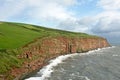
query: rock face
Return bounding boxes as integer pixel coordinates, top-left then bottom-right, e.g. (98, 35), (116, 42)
(23, 37), (109, 56)
(7, 36), (110, 80)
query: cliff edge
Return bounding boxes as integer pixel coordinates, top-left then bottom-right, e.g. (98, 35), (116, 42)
(0, 22), (110, 80)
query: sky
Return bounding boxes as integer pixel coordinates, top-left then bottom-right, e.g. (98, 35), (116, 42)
(0, 0), (120, 44)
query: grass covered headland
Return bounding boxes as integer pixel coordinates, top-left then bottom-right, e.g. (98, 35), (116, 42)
(0, 21), (98, 79)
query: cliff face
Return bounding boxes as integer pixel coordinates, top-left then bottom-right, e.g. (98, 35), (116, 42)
(8, 37), (110, 80)
(23, 37), (109, 56)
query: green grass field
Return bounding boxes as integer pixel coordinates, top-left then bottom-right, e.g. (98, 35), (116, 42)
(0, 22), (95, 49)
(0, 22), (97, 76)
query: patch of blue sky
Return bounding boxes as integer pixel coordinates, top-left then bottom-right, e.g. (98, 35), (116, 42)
(68, 0), (103, 18)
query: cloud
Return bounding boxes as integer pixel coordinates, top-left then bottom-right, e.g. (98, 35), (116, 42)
(57, 0), (120, 36)
(57, 17), (93, 33)
(50, 0), (78, 6)
(88, 11), (120, 43)
(97, 0), (120, 10)
(0, 0), (26, 20)
(0, 0), (87, 29)
(0, 0), (120, 43)
(92, 11), (120, 33)
(27, 1), (74, 21)
(0, 0), (77, 22)
(92, 17), (120, 34)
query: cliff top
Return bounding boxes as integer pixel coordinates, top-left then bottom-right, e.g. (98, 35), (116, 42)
(0, 22), (98, 49)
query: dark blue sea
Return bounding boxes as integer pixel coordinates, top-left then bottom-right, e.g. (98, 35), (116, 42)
(26, 46), (120, 80)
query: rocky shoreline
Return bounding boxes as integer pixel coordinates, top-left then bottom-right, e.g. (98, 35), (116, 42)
(3, 36), (110, 80)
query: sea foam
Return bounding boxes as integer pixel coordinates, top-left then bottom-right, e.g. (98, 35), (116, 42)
(26, 54), (78, 80)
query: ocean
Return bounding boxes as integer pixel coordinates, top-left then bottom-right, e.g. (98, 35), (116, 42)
(26, 46), (120, 80)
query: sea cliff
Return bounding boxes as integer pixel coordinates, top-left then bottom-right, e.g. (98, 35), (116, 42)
(0, 22), (110, 80)
(9, 36), (109, 80)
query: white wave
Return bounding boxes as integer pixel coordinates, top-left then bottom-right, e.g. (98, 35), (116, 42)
(112, 54), (120, 57)
(78, 76), (91, 80)
(69, 72), (90, 80)
(26, 54), (78, 80)
(25, 77), (42, 80)
(80, 46), (115, 56)
(26, 46), (114, 80)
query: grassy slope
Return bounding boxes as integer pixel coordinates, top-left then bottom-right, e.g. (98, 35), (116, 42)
(0, 22), (40, 49)
(0, 22), (95, 49)
(0, 22), (97, 75)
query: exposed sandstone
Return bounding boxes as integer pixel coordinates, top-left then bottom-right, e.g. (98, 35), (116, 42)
(5, 36), (110, 80)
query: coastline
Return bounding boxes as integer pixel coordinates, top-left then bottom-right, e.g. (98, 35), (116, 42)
(3, 37), (110, 80)
(0, 22), (111, 80)
(25, 46), (113, 80)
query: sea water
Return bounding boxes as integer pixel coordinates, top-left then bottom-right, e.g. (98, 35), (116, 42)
(26, 46), (120, 80)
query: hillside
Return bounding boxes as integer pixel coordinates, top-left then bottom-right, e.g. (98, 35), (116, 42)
(0, 22), (109, 80)
(0, 22), (94, 49)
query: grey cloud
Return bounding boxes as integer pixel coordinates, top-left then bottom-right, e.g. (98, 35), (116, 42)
(90, 16), (120, 44)
(91, 18), (120, 34)
(57, 18), (78, 30)
(57, 18), (91, 33)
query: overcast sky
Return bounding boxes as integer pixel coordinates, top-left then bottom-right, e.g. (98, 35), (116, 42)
(0, 0), (120, 44)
